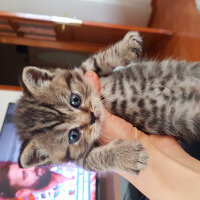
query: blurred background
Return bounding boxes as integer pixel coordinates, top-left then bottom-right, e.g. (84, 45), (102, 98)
(0, 0), (200, 86)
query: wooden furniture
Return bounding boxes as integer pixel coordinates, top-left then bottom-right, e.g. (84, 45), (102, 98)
(0, 1), (200, 61)
(0, 85), (21, 91)
(0, 11), (173, 58)
(149, 0), (200, 61)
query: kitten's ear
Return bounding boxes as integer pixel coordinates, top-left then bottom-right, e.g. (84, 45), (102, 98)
(21, 66), (54, 95)
(18, 140), (51, 168)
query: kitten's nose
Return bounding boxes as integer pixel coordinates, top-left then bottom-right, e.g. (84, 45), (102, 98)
(90, 112), (96, 125)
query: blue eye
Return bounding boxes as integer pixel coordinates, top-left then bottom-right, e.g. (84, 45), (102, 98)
(70, 94), (81, 108)
(69, 129), (80, 144)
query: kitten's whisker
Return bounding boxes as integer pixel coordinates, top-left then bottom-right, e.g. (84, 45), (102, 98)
(101, 99), (110, 104)
(100, 96), (110, 101)
(100, 94), (114, 101)
(99, 131), (115, 140)
(98, 96), (110, 106)
(99, 93), (113, 103)
(96, 140), (103, 146)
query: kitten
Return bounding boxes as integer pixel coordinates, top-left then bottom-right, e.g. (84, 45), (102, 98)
(15, 32), (200, 175)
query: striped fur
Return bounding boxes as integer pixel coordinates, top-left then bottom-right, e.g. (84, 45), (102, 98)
(100, 60), (200, 142)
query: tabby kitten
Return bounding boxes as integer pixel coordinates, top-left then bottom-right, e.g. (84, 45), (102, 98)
(15, 32), (200, 175)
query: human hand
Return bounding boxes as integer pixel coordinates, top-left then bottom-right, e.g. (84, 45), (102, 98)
(84, 71), (200, 200)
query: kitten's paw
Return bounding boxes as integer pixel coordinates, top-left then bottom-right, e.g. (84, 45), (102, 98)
(119, 31), (142, 64)
(113, 139), (148, 175)
(124, 31), (142, 46)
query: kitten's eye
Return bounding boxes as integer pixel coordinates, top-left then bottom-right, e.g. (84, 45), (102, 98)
(69, 129), (80, 144)
(70, 94), (81, 108)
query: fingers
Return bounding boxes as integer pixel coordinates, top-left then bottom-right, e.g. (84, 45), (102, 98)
(84, 71), (101, 92)
(100, 107), (144, 144)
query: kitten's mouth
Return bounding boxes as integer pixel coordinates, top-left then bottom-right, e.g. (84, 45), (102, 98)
(90, 112), (100, 125)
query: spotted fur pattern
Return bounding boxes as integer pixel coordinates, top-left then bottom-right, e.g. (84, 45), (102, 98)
(15, 32), (200, 175)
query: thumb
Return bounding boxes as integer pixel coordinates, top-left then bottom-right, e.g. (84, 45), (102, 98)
(84, 71), (101, 92)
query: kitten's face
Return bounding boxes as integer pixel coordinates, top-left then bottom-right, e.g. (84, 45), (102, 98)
(15, 67), (104, 168)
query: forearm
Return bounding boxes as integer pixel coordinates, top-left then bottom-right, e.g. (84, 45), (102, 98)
(118, 135), (200, 200)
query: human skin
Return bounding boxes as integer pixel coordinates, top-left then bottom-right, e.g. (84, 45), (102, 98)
(7, 163), (70, 198)
(8, 163), (46, 188)
(15, 171), (69, 198)
(84, 71), (200, 200)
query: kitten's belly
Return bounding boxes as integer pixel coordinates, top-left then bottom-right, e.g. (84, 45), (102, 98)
(100, 74), (200, 142)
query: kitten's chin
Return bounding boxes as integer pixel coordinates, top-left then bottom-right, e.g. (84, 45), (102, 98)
(91, 120), (102, 141)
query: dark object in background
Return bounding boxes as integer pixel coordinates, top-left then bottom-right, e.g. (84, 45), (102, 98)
(123, 183), (149, 200)
(16, 45), (28, 54)
(181, 142), (200, 161)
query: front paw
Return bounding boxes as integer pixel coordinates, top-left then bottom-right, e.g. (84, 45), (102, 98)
(119, 31), (143, 64)
(113, 139), (148, 175)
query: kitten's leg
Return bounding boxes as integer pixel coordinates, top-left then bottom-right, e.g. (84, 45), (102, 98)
(80, 32), (142, 76)
(83, 139), (148, 175)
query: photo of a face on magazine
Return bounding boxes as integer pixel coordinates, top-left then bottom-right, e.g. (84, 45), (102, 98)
(0, 90), (96, 200)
